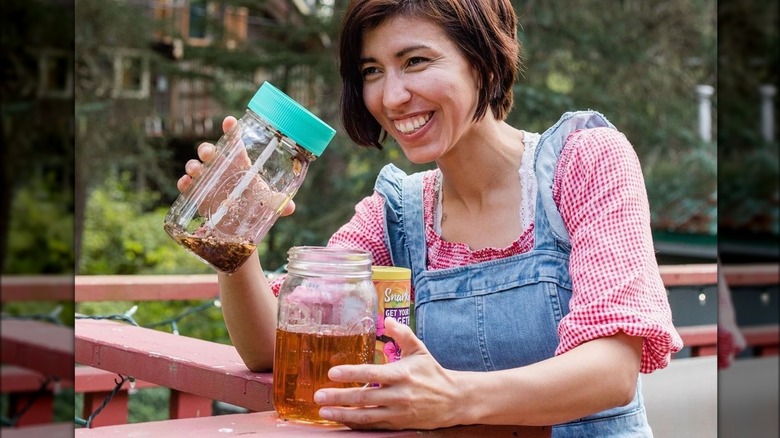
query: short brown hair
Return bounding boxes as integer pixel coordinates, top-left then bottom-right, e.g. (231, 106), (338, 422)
(338, 0), (522, 149)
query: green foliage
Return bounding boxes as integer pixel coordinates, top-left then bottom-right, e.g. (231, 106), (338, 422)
(79, 172), (212, 275)
(128, 388), (171, 423)
(718, 0), (779, 239)
(720, 139), (780, 234)
(75, 388), (173, 426)
(76, 299), (230, 345)
(4, 177), (75, 274)
(644, 141), (718, 234)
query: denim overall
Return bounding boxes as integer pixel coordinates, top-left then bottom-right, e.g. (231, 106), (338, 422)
(374, 111), (653, 437)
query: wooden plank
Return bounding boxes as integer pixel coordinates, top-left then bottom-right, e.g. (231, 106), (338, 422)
(75, 366), (157, 392)
(75, 319), (273, 412)
(656, 263), (780, 288)
(73, 410), (551, 437)
(2, 423), (74, 438)
(0, 276), (73, 302)
(658, 264), (717, 287)
(741, 324), (780, 346)
(2, 365), (72, 392)
(723, 264), (780, 286)
(676, 324), (718, 348)
(741, 324), (780, 356)
(674, 324), (779, 358)
(1, 320), (74, 379)
(75, 275), (219, 302)
(1, 365), (73, 428)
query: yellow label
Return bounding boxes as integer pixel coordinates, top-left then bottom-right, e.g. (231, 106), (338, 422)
(372, 267), (411, 364)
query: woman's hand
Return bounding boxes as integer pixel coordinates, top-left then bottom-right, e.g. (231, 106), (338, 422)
(175, 116), (296, 216)
(313, 318), (465, 430)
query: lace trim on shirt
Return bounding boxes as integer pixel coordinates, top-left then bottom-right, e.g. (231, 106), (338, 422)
(424, 131), (540, 269)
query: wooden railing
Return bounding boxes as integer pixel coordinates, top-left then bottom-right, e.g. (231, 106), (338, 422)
(671, 264), (779, 358)
(1, 277), (74, 437)
(2, 263), (778, 436)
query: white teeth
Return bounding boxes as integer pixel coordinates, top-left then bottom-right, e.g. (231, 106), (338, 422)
(394, 113), (431, 134)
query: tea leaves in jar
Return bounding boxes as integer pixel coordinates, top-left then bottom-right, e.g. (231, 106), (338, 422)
(164, 222), (256, 274)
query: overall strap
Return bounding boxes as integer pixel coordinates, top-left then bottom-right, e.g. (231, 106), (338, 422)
(374, 164), (428, 280)
(533, 111), (616, 248)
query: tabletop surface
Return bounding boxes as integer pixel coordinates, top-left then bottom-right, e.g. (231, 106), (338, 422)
(74, 410), (552, 437)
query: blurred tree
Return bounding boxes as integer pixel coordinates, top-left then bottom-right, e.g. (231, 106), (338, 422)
(509, 1), (718, 239)
(1, 0), (75, 274)
(512, 0), (716, 154)
(74, 0), (178, 272)
(718, 0), (779, 261)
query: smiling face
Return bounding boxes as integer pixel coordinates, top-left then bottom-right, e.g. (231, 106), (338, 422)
(360, 15), (482, 164)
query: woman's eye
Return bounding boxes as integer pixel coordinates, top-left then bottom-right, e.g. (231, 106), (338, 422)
(407, 57), (429, 67)
(361, 66), (379, 77)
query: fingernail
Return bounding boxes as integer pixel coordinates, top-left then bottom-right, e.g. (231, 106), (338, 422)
(313, 391), (325, 403)
(319, 408), (332, 419)
(329, 368), (342, 379)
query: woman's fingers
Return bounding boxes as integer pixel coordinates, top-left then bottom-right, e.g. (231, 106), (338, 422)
(176, 174), (193, 193)
(185, 159), (203, 178)
(281, 200), (296, 216)
(176, 116), (234, 196)
(197, 142), (216, 162)
(222, 116), (238, 134)
(319, 406), (393, 430)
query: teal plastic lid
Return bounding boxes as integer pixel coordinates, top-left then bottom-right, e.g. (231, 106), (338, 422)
(247, 82), (336, 156)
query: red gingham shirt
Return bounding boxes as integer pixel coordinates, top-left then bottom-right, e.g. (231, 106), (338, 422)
(276, 128), (683, 373)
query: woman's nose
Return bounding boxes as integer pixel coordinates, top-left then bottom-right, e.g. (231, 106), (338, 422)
(382, 73), (412, 109)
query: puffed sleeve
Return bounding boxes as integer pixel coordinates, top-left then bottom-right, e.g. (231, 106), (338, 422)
(327, 192), (393, 266)
(553, 127), (683, 373)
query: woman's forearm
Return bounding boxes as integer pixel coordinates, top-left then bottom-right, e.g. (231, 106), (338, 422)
(217, 252), (278, 371)
(457, 332), (643, 426)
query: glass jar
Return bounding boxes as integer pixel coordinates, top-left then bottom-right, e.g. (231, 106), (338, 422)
(274, 246), (377, 425)
(164, 82), (335, 274)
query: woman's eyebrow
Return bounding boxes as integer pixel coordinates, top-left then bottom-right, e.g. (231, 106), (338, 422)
(395, 45), (430, 58)
(359, 45), (432, 64)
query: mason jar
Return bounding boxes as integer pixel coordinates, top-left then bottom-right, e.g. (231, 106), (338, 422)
(273, 246), (377, 425)
(164, 82), (335, 274)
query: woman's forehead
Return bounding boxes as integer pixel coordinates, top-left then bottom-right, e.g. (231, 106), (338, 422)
(361, 15), (451, 53)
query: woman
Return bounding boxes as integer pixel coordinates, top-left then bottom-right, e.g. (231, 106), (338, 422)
(178, 0), (682, 435)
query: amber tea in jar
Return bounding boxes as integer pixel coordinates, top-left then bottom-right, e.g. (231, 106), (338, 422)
(274, 247), (377, 425)
(164, 82), (335, 274)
